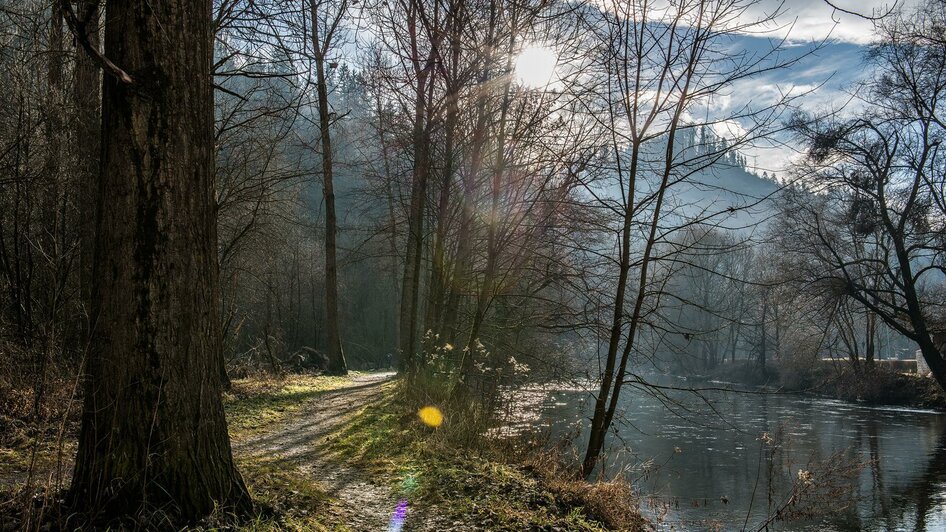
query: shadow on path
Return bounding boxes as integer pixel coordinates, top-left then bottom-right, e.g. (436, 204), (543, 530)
(235, 372), (468, 531)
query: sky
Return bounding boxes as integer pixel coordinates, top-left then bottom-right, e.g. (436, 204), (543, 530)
(743, 0), (911, 44)
(719, 0), (921, 174)
(341, 0), (919, 175)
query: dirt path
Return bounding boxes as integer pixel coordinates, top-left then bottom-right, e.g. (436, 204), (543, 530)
(235, 372), (464, 531)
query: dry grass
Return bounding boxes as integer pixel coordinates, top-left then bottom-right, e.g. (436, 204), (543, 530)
(517, 446), (647, 531)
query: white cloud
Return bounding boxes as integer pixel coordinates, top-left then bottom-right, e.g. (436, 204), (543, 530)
(742, 0), (920, 45)
(712, 119), (749, 141)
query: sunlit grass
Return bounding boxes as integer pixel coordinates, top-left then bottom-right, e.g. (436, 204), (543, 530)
(234, 453), (349, 531)
(328, 381), (644, 531)
(225, 373), (355, 439)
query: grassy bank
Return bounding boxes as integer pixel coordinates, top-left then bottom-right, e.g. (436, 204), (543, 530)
(327, 381), (647, 531)
(2, 371), (646, 530)
(703, 360), (946, 409)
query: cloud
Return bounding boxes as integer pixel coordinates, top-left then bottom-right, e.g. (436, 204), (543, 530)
(712, 119), (749, 141)
(741, 0), (920, 45)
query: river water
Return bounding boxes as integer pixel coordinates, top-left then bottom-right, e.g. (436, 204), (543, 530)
(506, 378), (946, 531)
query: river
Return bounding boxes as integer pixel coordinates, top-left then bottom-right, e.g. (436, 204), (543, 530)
(506, 378), (946, 530)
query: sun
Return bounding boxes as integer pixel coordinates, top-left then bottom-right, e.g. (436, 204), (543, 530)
(514, 45), (558, 88)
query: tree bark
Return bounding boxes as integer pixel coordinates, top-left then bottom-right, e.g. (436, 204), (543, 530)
(69, 0), (251, 522)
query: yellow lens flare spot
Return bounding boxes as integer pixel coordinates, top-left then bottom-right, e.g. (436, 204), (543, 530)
(417, 406), (443, 428)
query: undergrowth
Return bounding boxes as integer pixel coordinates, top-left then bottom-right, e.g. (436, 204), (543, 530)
(703, 360), (946, 410)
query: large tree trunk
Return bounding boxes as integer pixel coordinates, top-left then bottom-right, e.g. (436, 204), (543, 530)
(69, 0), (252, 522)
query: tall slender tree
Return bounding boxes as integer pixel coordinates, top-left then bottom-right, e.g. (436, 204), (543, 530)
(579, 0), (808, 476)
(310, 0), (349, 375)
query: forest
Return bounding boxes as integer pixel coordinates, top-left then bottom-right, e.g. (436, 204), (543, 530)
(0, 0), (945, 530)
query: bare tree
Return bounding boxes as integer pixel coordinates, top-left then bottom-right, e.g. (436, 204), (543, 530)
(310, 0), (349, 374)
(578, 0), (809, 476)
(784, 0), (946, 389)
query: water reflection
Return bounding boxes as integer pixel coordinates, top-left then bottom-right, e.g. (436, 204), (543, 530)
(507, 381), (946, 530)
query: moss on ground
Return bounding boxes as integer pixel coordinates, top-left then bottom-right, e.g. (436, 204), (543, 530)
(328, 383), (646, 531)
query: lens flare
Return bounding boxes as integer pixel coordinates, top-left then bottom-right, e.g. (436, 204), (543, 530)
(418, 405), (443, 427)
(400, 473), (418, 495)
(387, 499), (408, 532)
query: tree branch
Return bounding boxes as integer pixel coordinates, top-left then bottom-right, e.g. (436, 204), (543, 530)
(61, 0), (134, 85)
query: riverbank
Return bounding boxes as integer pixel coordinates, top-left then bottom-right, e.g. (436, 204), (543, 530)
(327, 381), (647, 531)
(0, 371), (646, 530)
(698, 360), (946, 410)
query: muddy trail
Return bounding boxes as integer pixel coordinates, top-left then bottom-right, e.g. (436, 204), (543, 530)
(236, 372), (467, 531)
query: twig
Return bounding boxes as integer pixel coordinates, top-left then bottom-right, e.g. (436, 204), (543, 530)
(823, 0), (898, 22)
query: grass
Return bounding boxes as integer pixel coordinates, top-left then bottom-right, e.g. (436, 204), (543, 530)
(329, 382), (647, 531)
(225, 373), (355, 439)
(233, 453), (349, 531)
